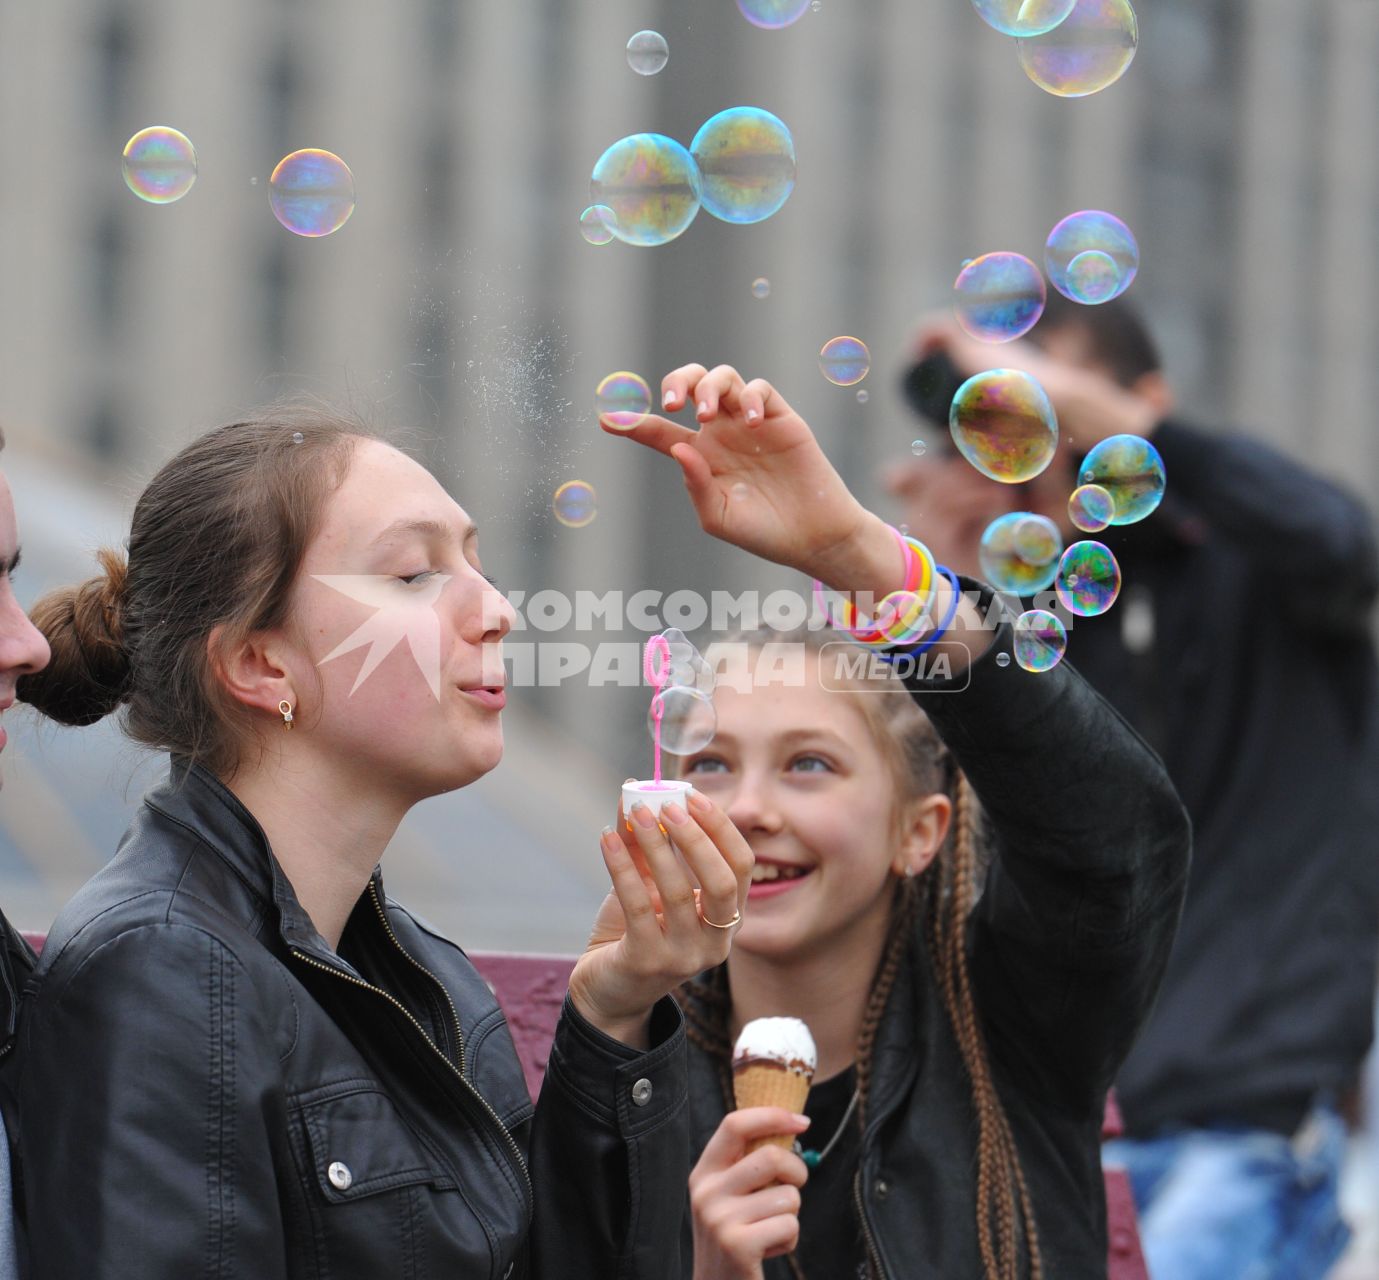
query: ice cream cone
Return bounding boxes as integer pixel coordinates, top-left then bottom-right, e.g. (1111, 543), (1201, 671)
(732, 1017), (817, 1153)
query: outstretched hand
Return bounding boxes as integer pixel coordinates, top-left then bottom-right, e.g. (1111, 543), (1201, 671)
(602, 363), (872, 582)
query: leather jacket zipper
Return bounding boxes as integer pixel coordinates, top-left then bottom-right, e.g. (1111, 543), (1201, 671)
(852, 1169), (887, 1279)
(367, 881), (468, 1073)
(289, 946), (533, 1211)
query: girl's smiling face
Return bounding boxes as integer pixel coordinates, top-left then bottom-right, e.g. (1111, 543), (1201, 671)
(680, 646), (949, 964)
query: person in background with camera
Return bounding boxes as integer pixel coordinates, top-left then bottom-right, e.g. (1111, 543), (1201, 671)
(886, 292), (1379, 1280)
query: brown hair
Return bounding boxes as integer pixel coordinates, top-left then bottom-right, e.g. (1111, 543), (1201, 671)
(18, 404), (383, 777)
(679, 628), (1042, 1280)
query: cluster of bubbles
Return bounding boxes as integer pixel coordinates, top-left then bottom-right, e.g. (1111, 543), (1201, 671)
(1080, 434), (1166, 524)
(626, 30), (669, 76)
(969, 0), (1138, 97)
(979, 512), (1064, 595)
(553, 481), (597, 528)
(647, 628), (718, 754)
(586, 107), (796, 247)
(123, 129), (356, 239)
(595, 372), (653, 430)
(819, 337), (871, 387)
(949, 369), (1058, 483)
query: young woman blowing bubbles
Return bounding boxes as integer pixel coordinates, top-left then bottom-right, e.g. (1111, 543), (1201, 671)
(6, 411), (752, 1279)
(604, 363), (1192, 1280)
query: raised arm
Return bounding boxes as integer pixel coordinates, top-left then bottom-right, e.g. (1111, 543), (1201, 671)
(14, 925), (288, 1279)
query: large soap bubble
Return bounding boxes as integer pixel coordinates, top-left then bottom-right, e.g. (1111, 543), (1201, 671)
(590, 134), (702, 247)
(979, 513), (1063, 595)
(1055, 541), (1122, 616)
(122, 126), (197, 204)
(1078, 434), (1166, 524)
(972, 0), (1077, 37)
(553, 481), (597, 528)
(819, 337), (871, 386)
(1013, 609), (1068, 672)
(269, 149), (356, 237)
(736, 0), (811, 29)
(1017, 0), (1138, 98)
(596, 372), (653, 430)
(649, 686), (718, 755)
(1045, 211), (1138, 303)
(691, 107), (797, 225)
(954, 253), (1046, 343)
(950, 370), (1058, 483)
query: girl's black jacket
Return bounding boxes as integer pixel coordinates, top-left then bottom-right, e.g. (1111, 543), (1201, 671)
(2, 760), (691, 1279)
(684, 586), (1193, 1278)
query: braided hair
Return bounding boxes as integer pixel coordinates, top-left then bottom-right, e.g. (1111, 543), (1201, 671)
(679, 628), (1042, 1280)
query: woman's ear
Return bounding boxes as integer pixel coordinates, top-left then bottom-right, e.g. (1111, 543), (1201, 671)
(208, 623), (295, 716)
(891, 790), (953, 879)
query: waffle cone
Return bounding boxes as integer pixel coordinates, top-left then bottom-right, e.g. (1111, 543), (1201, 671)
(733, 1061), (813, 1153)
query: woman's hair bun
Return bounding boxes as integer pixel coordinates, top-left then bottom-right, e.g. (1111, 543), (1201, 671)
(18, 546), (134, 726)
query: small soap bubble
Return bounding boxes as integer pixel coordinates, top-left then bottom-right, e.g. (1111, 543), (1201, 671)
(590, 133), (702, 246)
(811, 0), (823, 11)
(911, 440), (927, 457)
(1056, 541), (1122, 616)
(1014, 514), (1061, 566)
(950, 369), (1058, 483)
(579, 204), (618, 246)
(1067, 250), (1121, 304)
(953, 252), (1047, 343)
(752, 276), (771, 299)
(596, 372), (652, 430)
(736, 0), (811, 28)
(995, 652), (1012, 668)
(819, 336), (871, 386)
(626, 30), (669, 75)
(290, 431), (305, 445)
(269, 148), (356, 237)
(1046, 211), (1138, 302)
(1069, 483), (1115, 532)
(856, 389), (869, 404)
(122, 126), (197, 204)
(1013, 609), (1068, 673)
(553, 481), (597, 528)
(1079, 434), (1166, 524)
(691, 107), (797, 225)
(972, 0), (1077, 36)
(250, 176), (259, 186)
(899, 523), (910, 535)
(1017, 0), (1139, 98)
(649, 686), (718, 754)
(980, 512), (1063, 595)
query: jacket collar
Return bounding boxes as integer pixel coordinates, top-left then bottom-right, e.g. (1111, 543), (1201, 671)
(146, 757), (378, 967)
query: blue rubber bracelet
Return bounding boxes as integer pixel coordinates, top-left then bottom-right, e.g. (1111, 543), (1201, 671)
(877, 566), (962, 662)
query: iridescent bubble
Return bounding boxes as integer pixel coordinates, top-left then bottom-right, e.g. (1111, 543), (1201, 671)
(980, 512), (1063, 595)
(626, 30), (669, 75)
(911, 440), (927, 457)
(972, 0), (1078, 36)
(819, 337), (871, 387)
(1068, 483), (1115, 532)
(1014, 514), (1062, 566)
(1013, 609), (1068, 673)
(1079, 434), (1166, 524)
(1067, 250), (1121, 304)
(122, 126), (197, 204)
(954, 253), (1047, 343)
(995, 652), (1012, 668)
(1046, 211), (1138, 302)
(856, 389), (870, 404)
(553, 481), (597, 528)
(752, 276), (771, 299)
(649, 685), (718, 754)
(269, 149), (356, 237)
(950, 369), (1058, 483)
(1017, 0), (1138, 98)
(579, 204), (618, 246)
(590, 133), (702, 247)
(736, 0), (811, 29)
(691, 107), (796, 225)
(1056, 541), (1122, 616)
(596, 372), (652, 430)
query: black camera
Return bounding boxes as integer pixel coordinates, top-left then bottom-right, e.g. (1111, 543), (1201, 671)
(900, 350), (965, 428)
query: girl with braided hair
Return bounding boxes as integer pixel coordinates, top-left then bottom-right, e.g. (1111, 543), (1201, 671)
(603, 363), (1192, 1280)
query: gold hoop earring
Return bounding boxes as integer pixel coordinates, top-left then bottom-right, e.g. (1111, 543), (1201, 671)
(279, 700), (294, 730)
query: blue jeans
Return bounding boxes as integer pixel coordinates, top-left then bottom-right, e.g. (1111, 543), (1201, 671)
(1103, 1104), (1352, 1280)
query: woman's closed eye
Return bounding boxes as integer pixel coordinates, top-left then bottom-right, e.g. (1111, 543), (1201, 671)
(398, 570), (437, 586)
